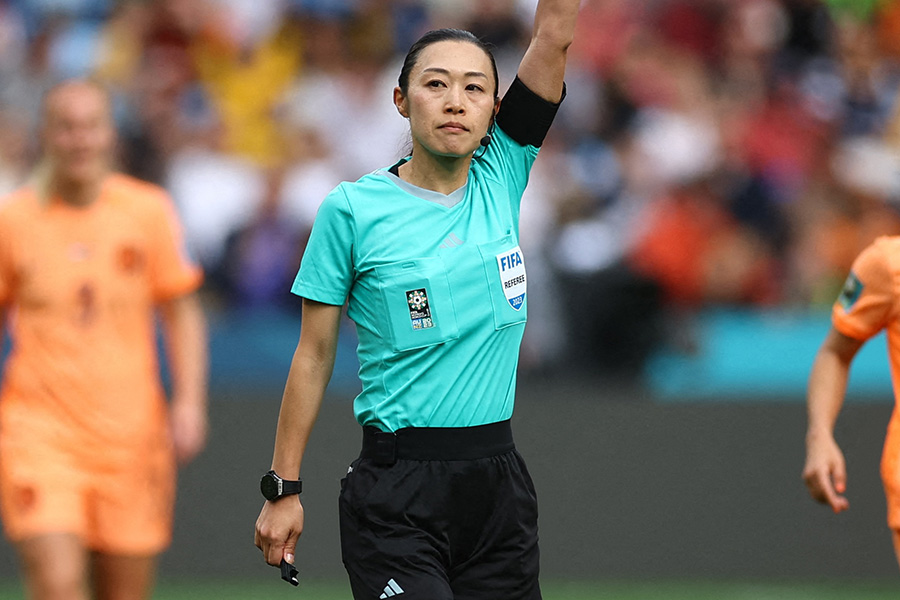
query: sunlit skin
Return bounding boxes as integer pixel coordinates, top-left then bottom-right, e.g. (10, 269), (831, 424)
(393, 41), (500, 193)
(42, 81), (115, 206)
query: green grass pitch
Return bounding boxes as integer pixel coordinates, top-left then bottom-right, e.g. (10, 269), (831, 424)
(3, 578), (900, 599)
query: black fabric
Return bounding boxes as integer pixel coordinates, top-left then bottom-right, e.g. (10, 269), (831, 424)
(388, 159), (406, 177)
(360, 419), (515, 463)
(339, 444), (541, 600)
(496, 76), (565, 148)
(280, 478), (302, 496)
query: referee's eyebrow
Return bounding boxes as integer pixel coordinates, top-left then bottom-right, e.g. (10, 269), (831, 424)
(423, 67), (488, 79)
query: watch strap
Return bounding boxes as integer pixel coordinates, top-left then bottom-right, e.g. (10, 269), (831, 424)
(280, 478), (302, 496)
(266, 470), (302, 498)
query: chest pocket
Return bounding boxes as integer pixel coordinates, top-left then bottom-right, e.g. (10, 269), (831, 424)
(375, 257), (460, 352)
(478, 235), (527, 330)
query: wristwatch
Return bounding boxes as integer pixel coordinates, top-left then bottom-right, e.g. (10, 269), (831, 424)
(260, 470), (303, 501)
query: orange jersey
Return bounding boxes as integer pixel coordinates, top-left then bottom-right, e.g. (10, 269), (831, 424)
(832, 236), (900, 382)
(832, 235), (900, 527)
(0, 174), (202, 467)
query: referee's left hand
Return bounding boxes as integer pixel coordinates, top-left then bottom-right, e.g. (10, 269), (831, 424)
(255, 496), (304, 567)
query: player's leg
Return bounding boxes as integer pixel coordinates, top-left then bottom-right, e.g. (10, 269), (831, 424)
(88, 437), (174, 600)
(92, 552), (158, 600)
(17, 533), (90, 600)
(0, 440), (92, 600)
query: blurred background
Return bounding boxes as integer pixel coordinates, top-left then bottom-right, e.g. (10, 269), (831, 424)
(3, 0), (900, 596)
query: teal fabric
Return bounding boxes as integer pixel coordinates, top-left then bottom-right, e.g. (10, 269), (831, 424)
(293, 126), (539, 431)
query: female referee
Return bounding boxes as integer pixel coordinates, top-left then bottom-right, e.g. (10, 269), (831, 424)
(255, 2), (580, 598)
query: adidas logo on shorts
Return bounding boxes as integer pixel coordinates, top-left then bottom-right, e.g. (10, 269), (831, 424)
(379, 578), (404, 598)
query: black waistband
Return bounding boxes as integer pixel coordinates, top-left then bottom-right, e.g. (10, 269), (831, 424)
(360, 419), (515, 464)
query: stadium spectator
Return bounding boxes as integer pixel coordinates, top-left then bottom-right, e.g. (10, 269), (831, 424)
(164, 117), (266, 271)
(0, 79), (208, 600)
(0, 108), (32, 197)
(215, 167), (307, 310)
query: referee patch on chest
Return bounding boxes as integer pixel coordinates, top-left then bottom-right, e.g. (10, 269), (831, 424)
(496, 246), (526, 311)
(838, 272), (864, 311)
(406, 288), (434, 330)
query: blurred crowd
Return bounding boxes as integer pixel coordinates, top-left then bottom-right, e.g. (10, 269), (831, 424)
(2, 0), (900, 375)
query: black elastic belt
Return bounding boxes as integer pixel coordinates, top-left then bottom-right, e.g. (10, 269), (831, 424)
(360, 419), (515, 464)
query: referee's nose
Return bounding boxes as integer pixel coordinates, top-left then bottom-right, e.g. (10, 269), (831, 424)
(444, 86), (466, 115)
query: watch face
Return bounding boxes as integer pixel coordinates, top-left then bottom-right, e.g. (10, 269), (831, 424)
(260, 473), (279, 501)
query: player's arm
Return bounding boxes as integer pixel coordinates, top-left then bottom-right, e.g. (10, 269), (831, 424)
(516, 0), (580, 103)
(159, 291), (209, 465)
(803, 327), (865, 513)
(255, 298), (342, 568)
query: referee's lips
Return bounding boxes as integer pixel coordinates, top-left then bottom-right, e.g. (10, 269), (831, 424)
(439, 121), (469, 133)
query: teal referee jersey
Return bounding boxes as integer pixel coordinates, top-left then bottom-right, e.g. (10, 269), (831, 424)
(293, 80), (558, 432)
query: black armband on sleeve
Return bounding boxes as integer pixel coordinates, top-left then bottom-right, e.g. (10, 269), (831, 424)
(495, 76), (566, 148)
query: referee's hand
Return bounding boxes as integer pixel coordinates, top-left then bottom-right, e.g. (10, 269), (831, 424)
(802, 431), (850, 514)
(255, 496), (304, 567)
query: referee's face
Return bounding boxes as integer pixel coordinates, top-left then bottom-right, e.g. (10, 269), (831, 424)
(395, 40), (498, 159)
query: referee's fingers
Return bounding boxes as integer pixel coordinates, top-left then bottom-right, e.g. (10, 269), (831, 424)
(255, 526), (281, 565)
(253, 516), (266, 552)
(266, 543), (284, 567)
(254, 521), (278, 564)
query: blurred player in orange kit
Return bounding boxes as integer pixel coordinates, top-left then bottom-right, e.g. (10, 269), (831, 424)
(804, 235), (900, 570)
(0, 79), (208, 600)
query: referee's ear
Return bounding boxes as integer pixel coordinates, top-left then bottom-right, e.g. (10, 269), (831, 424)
(394, 87), (409, 119)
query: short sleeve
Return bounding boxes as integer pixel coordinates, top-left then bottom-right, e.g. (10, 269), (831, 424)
(832, 239), (897, 341)
(147, 193), (203, 301)
(477, 127), (539, 215)
(291, 185), (355, 306)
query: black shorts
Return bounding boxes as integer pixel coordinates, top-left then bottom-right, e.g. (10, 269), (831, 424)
(338, 420), (541, 600)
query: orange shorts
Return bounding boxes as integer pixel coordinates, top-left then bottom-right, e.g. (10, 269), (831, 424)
(0, 432), (175, 556)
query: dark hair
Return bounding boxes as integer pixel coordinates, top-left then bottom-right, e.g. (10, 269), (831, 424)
(398, 29), (499, 99)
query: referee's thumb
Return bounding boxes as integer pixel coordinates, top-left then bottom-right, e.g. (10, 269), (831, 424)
(283, 546), (295, 564)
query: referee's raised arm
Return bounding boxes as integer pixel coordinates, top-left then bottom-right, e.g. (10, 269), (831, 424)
(516, 0), (580, 104)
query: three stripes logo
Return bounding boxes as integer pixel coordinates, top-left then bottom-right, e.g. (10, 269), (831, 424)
(379, 578), (404, 598)
(438, 233), (464, 249)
